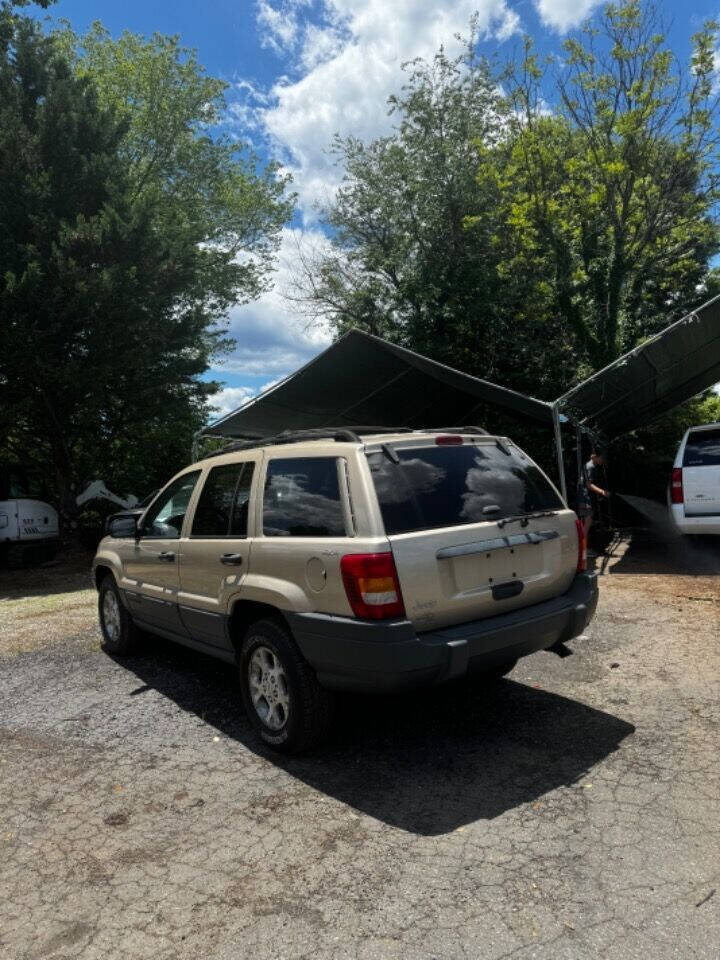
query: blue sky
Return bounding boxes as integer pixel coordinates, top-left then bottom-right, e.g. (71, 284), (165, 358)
(40, 0), (719, 419)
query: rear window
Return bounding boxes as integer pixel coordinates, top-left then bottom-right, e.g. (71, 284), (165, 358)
(367, 442), (563, 536)
(263, 457), (345, 537)
(683, 428), (720, 467)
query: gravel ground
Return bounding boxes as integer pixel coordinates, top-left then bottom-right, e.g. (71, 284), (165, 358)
(0, 517), (718, 960)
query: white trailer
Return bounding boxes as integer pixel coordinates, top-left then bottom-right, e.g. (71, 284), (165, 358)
(0, 466), (60, 565)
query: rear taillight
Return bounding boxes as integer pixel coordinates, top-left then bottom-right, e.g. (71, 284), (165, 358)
(340, 552), (405, 620)
(670, 467), (683, 504)
(435, 434), (463, 445)
(575, 516), (587, 572)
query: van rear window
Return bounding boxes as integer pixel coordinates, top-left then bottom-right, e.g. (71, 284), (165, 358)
(367, 443), (563, 536)
(683, 429), (720, 466)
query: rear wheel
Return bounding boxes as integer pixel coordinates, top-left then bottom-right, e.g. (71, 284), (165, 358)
(99, 575), (141, 656)
(238, 618), (333, 754)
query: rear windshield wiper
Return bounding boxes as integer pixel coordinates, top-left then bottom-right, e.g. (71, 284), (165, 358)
(380, 443), (400, 464)
(497, 510), (559, 529)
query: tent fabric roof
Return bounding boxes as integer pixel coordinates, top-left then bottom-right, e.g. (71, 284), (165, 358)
(558, 295), (720, 438)
(205, 328), (554, 438)
(205, 295), (720, 443)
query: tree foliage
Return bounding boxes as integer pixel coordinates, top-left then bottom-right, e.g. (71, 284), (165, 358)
(56, 21), (293, 305)
(297, 2), (719, 409)
(0, 15), (292, 526)
(503, 1), (719, 370)
(290, 39), (573, 399)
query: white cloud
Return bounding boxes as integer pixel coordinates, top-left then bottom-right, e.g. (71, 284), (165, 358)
(260, 375), (286, 392)
(300, 21), (346, 70)
(256, 0), (309, 55)
(221, 1), (522, 386)
(209, 385), (256, 420)
(258, 0), (521, 217)
(532, 0), (602, 33)
(214, 227), (333, 379)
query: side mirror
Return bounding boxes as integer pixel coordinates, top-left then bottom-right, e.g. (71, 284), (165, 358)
(108, 514), (139, 539)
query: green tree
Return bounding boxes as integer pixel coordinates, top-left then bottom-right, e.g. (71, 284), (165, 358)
(56, 21), (292, 307)
(291, 40), (572, 399)
(0, 17), (292, 526)
(503, 1), (719, 371)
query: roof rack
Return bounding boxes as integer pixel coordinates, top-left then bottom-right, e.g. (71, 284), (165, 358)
(200, 426), (413, 460)
(199, 425), (491, 461)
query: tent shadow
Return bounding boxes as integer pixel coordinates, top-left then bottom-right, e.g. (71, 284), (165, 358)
(115, 636), (635, 836)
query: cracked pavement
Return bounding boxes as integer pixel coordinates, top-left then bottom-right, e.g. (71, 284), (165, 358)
(0, 524), (718, 959)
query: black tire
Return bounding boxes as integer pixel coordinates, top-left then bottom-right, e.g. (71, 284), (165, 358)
(238, 618), (333, 754)
(99, 574), (141, 656)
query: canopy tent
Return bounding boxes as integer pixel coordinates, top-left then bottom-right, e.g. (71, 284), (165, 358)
(201, 294), (720, 501)
(558, 295), (720, 439)
(205, 328), (554, 439)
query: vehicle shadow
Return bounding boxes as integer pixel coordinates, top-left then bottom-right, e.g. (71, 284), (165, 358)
(114, 636), (635, 836)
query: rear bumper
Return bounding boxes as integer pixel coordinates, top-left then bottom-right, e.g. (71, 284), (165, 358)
(669, 505), (720, 535)
(288, 573), (598, 693)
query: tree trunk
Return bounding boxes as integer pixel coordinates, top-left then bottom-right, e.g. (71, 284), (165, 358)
(603, 241), (625, 364)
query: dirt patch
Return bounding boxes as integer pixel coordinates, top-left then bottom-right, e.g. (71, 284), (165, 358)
(0, 588), (99, 657)
(0, 550), (99, 657)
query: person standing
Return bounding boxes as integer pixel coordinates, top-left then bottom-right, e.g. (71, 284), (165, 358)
(583, 450), (609, 545)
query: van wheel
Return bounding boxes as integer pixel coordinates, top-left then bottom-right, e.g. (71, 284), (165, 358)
(239, 619), (333, 754)
(99, 575), (140, 656)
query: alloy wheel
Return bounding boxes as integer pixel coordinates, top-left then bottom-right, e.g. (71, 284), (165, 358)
(248, 645), (290, 731)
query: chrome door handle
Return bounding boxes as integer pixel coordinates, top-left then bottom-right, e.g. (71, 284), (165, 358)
(157, 551), (175, 562)
(220, 553), (243, 565)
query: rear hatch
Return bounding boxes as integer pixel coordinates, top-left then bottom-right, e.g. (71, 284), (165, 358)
(366, 437), (579, 631)
(682, 427), (720, 516)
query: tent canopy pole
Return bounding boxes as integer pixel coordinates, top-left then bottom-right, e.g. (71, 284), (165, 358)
(552, 403), (568, 503)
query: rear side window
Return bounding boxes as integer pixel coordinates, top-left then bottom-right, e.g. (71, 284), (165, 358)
(192, 462), (255, 537)
(367, 443), (563, 536)
(263, 457), (345, 537)
(683, 428), (720, 467)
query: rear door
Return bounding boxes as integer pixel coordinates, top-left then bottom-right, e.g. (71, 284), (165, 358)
(178, 459), (257, 649)
(366, 439), (579, 631)
(682, 427), (720, 516)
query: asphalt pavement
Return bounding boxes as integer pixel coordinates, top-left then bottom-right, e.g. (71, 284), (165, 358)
(1, 521), (718, 959)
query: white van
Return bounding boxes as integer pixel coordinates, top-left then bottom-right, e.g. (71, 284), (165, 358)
(669, 422), (720, 535)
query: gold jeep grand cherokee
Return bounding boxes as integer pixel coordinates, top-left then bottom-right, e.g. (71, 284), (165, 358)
(93, 427), (597, 753)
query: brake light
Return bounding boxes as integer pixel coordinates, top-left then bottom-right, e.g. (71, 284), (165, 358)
(575, 516), (587, 572)
(435, 434), (463, 445)
(340, 552), (405, 620)
(670, 467), (683, 504)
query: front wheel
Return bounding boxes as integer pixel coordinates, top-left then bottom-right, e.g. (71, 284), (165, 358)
(99, 575), (141, 656)
(238, 618), (333, 753)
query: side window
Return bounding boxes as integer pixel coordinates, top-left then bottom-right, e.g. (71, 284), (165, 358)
(263, 457), (345, 537)
(142, 471), (201, 539)
(191, 462), (255, 537)
(231, 463), (255, 536)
